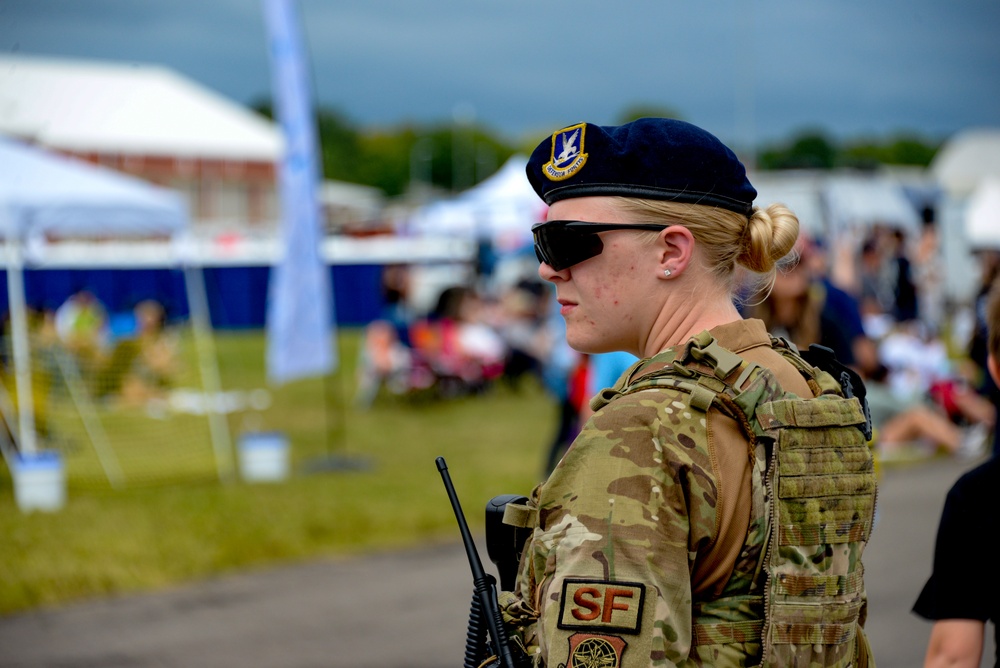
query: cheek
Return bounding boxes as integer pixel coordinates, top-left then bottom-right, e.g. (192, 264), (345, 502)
(588, 273), (634, 316)
(599, 253), (638, 308)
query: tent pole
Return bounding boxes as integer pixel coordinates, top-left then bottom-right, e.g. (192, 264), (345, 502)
(5, 240), (38, 456)
(183, 265), (235, 482)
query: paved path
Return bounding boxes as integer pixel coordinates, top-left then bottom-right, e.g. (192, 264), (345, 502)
(1, 456), (995, 667)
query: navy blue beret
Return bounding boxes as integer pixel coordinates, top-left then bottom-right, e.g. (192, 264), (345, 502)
(526, 118), (756, 217)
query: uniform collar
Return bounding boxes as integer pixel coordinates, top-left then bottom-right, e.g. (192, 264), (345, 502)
(705, 318), (772, 355)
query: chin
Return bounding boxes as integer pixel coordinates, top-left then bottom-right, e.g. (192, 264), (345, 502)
(566, 332), (618, 356)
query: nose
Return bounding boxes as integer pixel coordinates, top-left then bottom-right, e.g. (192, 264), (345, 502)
(537, 261), (567, 283)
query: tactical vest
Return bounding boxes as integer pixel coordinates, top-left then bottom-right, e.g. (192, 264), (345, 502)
(584, 332), (877, 667)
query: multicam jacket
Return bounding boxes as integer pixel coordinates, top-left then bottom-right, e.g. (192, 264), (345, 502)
(500, 319), (877, 667)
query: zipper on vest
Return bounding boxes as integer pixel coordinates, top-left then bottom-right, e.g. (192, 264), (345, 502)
(758, 438), (780, 667)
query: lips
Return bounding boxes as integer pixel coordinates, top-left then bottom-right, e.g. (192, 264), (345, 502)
(557, 298), (577, 315)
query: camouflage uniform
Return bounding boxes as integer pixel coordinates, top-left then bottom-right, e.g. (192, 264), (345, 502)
(500, 319), (876, 667)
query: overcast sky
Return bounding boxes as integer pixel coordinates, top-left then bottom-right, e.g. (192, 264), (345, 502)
(2, 0), (999, 149)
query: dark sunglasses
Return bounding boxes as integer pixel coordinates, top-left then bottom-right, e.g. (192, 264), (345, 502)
(531, 220), (669, 271)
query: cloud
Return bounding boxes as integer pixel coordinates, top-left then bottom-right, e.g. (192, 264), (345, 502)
(2, 0), (998, 145)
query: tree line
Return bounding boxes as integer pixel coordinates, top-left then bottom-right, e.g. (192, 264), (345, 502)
(252, 102), (941, 198)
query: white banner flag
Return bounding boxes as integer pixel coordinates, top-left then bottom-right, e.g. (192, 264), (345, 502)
(262, 0), (335, 384)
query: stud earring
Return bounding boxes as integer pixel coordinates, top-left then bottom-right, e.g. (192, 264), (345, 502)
(663, 269), (672, 277)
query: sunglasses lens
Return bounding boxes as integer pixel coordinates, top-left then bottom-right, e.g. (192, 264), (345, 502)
(533, 223), (604, 271)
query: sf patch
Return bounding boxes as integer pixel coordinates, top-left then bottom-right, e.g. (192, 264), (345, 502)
(564, 632), (627, 668)
(543, 123), (588, 181)
(558, 579), (645, 634)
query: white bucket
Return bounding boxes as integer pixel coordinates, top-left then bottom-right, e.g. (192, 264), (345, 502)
(12, 451), (66, 512)
(238, 432), (290, 482)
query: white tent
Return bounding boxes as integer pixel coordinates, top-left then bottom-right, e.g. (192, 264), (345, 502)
(931, 128), (1000, 197)
(0, 137), (230, 477)
(822, 174), (921, 236)
(750, 171), (827, 237)
(0, 138), (185, 241)
(405, 155), (545, 253)
(927, 128), (1000, 301)
(965, 178), (1000, 250)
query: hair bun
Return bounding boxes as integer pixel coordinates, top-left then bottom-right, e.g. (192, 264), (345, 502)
(738, 204), (799, 274)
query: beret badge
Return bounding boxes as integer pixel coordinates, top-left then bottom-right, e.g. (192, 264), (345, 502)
(542, 122), (588, 181)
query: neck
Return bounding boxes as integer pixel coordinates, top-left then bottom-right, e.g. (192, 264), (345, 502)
(640, 293), (742, 358)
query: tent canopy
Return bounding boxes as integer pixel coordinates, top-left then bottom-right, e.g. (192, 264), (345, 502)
(0, 136), (188, 240)
(822, 175), (920, 236)
(405, 155), (544, 253)
(931, 128), (1000, 197)
(750, 171), (826, 237)
(966, 178), (1000, 250)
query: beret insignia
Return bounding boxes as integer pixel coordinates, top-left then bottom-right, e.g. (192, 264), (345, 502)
(543, 122), (588, 181)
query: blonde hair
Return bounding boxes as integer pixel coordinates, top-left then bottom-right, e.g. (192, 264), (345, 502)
(612, 197), (800, 294)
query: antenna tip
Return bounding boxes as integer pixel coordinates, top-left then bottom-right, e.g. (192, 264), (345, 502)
(435, 456), (447, 471)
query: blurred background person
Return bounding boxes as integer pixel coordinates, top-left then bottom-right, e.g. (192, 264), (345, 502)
(408, 284), (506, 396)
(968, 249), (1000, 456)
(118, 300), (179, 407)
(864, 360), (990, 461)
(913, 206), (946, 336)
(54, 289), (111, 372)
(538, 287), (585, 476)
(496, 278), (551, 391)
(887, 227), (919, 324)
(748, 234), (879, 377)
(97, 300), (179, 407)
(914, 274), (1000, 668)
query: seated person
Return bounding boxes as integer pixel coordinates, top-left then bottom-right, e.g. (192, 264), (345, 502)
(104, 301), (178, 407)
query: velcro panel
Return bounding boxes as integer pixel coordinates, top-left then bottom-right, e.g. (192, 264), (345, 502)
(778, 473), (876, 499)
(774, 570), (864, 598)
(789, 398), (865, 428)
(693, 620), (764, 645)
(778, 427), (869, 450)
(778, 447), (873, 476)
(771, 620), (857, 645)
(779, 495), (876, 527)
(757, 397), (865, 431)
(780, 520), (870, 546)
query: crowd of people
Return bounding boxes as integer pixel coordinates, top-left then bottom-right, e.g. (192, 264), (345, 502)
(2, 290), (181, 443)
(359, 216), (999, 474)
(355, 267), (557, 406)
(49, 291), (180, 407)
(747, 220), (998, 463)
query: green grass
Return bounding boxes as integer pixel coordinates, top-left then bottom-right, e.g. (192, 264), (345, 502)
(0, 329), (556, 614)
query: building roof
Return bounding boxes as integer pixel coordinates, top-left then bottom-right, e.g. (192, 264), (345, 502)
(0, 55), (282, 161)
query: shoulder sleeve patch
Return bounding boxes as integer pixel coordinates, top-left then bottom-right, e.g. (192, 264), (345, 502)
(565, 633), (628, 667)
(557, 579), (645, 634)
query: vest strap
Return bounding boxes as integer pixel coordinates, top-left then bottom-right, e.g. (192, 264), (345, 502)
(684, 333), (745, 380)
(692, 619), (765, 645)
(502, 503), (536, 529)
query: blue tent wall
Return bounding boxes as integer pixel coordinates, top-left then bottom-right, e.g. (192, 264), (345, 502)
(0, 264), (384, 329)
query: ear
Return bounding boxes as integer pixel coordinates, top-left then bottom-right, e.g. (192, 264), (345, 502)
(988, 354), (1000, 388)
(656, 225), (696, 278)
